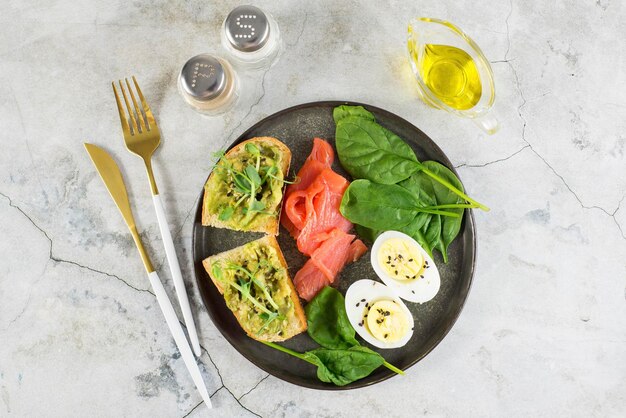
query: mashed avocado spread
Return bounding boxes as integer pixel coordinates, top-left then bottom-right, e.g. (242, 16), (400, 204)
(204, 142), (284, 231)
(211, 240), (294, 337)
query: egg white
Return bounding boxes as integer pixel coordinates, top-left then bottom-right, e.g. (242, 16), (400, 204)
(344, 279), (414, 349)
(371, 230), (441, 303)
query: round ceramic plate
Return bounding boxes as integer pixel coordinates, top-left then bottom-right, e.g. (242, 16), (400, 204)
(192, 101), (476, 390)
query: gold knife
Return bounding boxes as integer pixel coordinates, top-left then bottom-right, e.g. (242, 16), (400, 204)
(84, 143), (212, 409)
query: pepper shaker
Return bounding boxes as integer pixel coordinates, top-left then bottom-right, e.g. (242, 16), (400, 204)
(178, 54), (239, 115)
(221, 5), (281, 69)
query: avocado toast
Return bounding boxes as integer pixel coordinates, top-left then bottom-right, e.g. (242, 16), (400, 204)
(203, 235), (307, 342)
(202, 137), (291, 235)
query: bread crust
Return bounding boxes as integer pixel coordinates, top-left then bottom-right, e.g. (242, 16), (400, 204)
(202, 235), (307, 342)
(202, 137), (291, 235)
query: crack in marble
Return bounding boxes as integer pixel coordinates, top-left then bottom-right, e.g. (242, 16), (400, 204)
(455, 145), (530, 169)
(173, 195), (200, 242)
(1, 193), (261, 416)
(0, 191), (153, 294)
(201, 345), (224, 390)
(501, 31), (626, 241)
(49, 278), (262, 417)
(610, 196), (626, 239)
(181, 400), (203, 418)
(224, 11), (309, 146)
(223, 385), (262, 418)
(228, 66), (271, 144)
(181, 386), (261, 418)
(3, 258), (49, 331)
(10, 86), (45, 195)
(525, 142), (625, 238)
(4, 295), (31, 330)
(3, 276), (36, 331)
(485, 4), (626, 241)
(198, 345), (262, 417)
(238, 374), (269, 401)
(58, 259), (153, 294)
(504, 0), (513, 61)
(288, 11), (309, 48)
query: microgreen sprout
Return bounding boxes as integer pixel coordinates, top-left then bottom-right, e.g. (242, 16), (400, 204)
(213, 261), (285, 334)
(211, 146), (298, 219)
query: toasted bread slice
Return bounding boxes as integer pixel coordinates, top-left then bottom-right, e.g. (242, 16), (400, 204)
(202, 137), (291, 235)
(203, 235), (307, 342)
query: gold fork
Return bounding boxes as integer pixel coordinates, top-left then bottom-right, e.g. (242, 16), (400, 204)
(112, 77), (201, 357)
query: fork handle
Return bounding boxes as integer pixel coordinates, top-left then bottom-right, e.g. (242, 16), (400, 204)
(153, 194), (202, 357)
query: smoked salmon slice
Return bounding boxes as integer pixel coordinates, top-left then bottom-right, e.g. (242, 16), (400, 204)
(282, 138), (367, 301)
(294, 229), (362, 301)
(285, 138), (334, 197)
(310, 229), (356, 282)
(347, 239), (368, 263)
(295, 168), (353, 256)
(292, 260), (329, 302)
(282, 138), (335, 239)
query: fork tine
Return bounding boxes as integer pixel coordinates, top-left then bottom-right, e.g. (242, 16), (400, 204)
(132, 76), (156, 131)
(118, 80), (139, 135)
(112, 82), (131, 137)
(125, 77), (147, 133)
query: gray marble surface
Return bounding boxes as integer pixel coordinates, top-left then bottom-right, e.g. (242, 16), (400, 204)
(1, 0), (625, 417)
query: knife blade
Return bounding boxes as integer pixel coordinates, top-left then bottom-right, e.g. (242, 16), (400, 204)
(84, 143), (154, 272)
(85, 143), (135, 230)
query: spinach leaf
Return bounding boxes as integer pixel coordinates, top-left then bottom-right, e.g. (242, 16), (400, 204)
(305, 287), (359, 349)
(335, 116), (422, 184)
(334, 105), (488, 260)
(260, 286), (404, 386)
(334, 105), (489, 211)
(341, 180), (461, 231)
(422, 214), (443, 256)
(307, 346), (385, 386)
(399, 161), (465, 262)
(340, 180), (421, 230)
(262, 342), (387, 387)
(399, 170), (440, 257)
(422, 161), (465, 257)
(333, 105), (375, 124)
(343, 174), (467, 261)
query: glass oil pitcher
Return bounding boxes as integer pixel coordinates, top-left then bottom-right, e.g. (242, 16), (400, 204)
(407, 18), (499, 134)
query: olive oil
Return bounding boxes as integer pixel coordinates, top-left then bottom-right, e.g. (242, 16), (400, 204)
(408, 43), (482, 110)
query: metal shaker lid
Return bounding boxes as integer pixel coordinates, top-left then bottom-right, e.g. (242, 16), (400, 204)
(179, 54), (227, 101)
(223, 5), (270, 52)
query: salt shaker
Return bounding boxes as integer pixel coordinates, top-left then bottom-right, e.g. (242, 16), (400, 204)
(178, 54), (239, 115)
(221, 5), (281, 69)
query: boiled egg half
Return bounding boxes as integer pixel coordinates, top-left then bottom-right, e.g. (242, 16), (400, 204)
(344, 279), (414, 349)
(371, 230), (440, 303)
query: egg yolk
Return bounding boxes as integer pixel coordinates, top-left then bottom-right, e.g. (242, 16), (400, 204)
(377, 238), (425, 282)
(365, 300), (410, 343)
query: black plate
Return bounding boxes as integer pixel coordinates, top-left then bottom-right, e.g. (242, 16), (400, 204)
(192, 101), (475, 390)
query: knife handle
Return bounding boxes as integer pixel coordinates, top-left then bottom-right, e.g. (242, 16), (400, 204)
(152, 194), (202, 357)
(147, 271), (212, 408)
